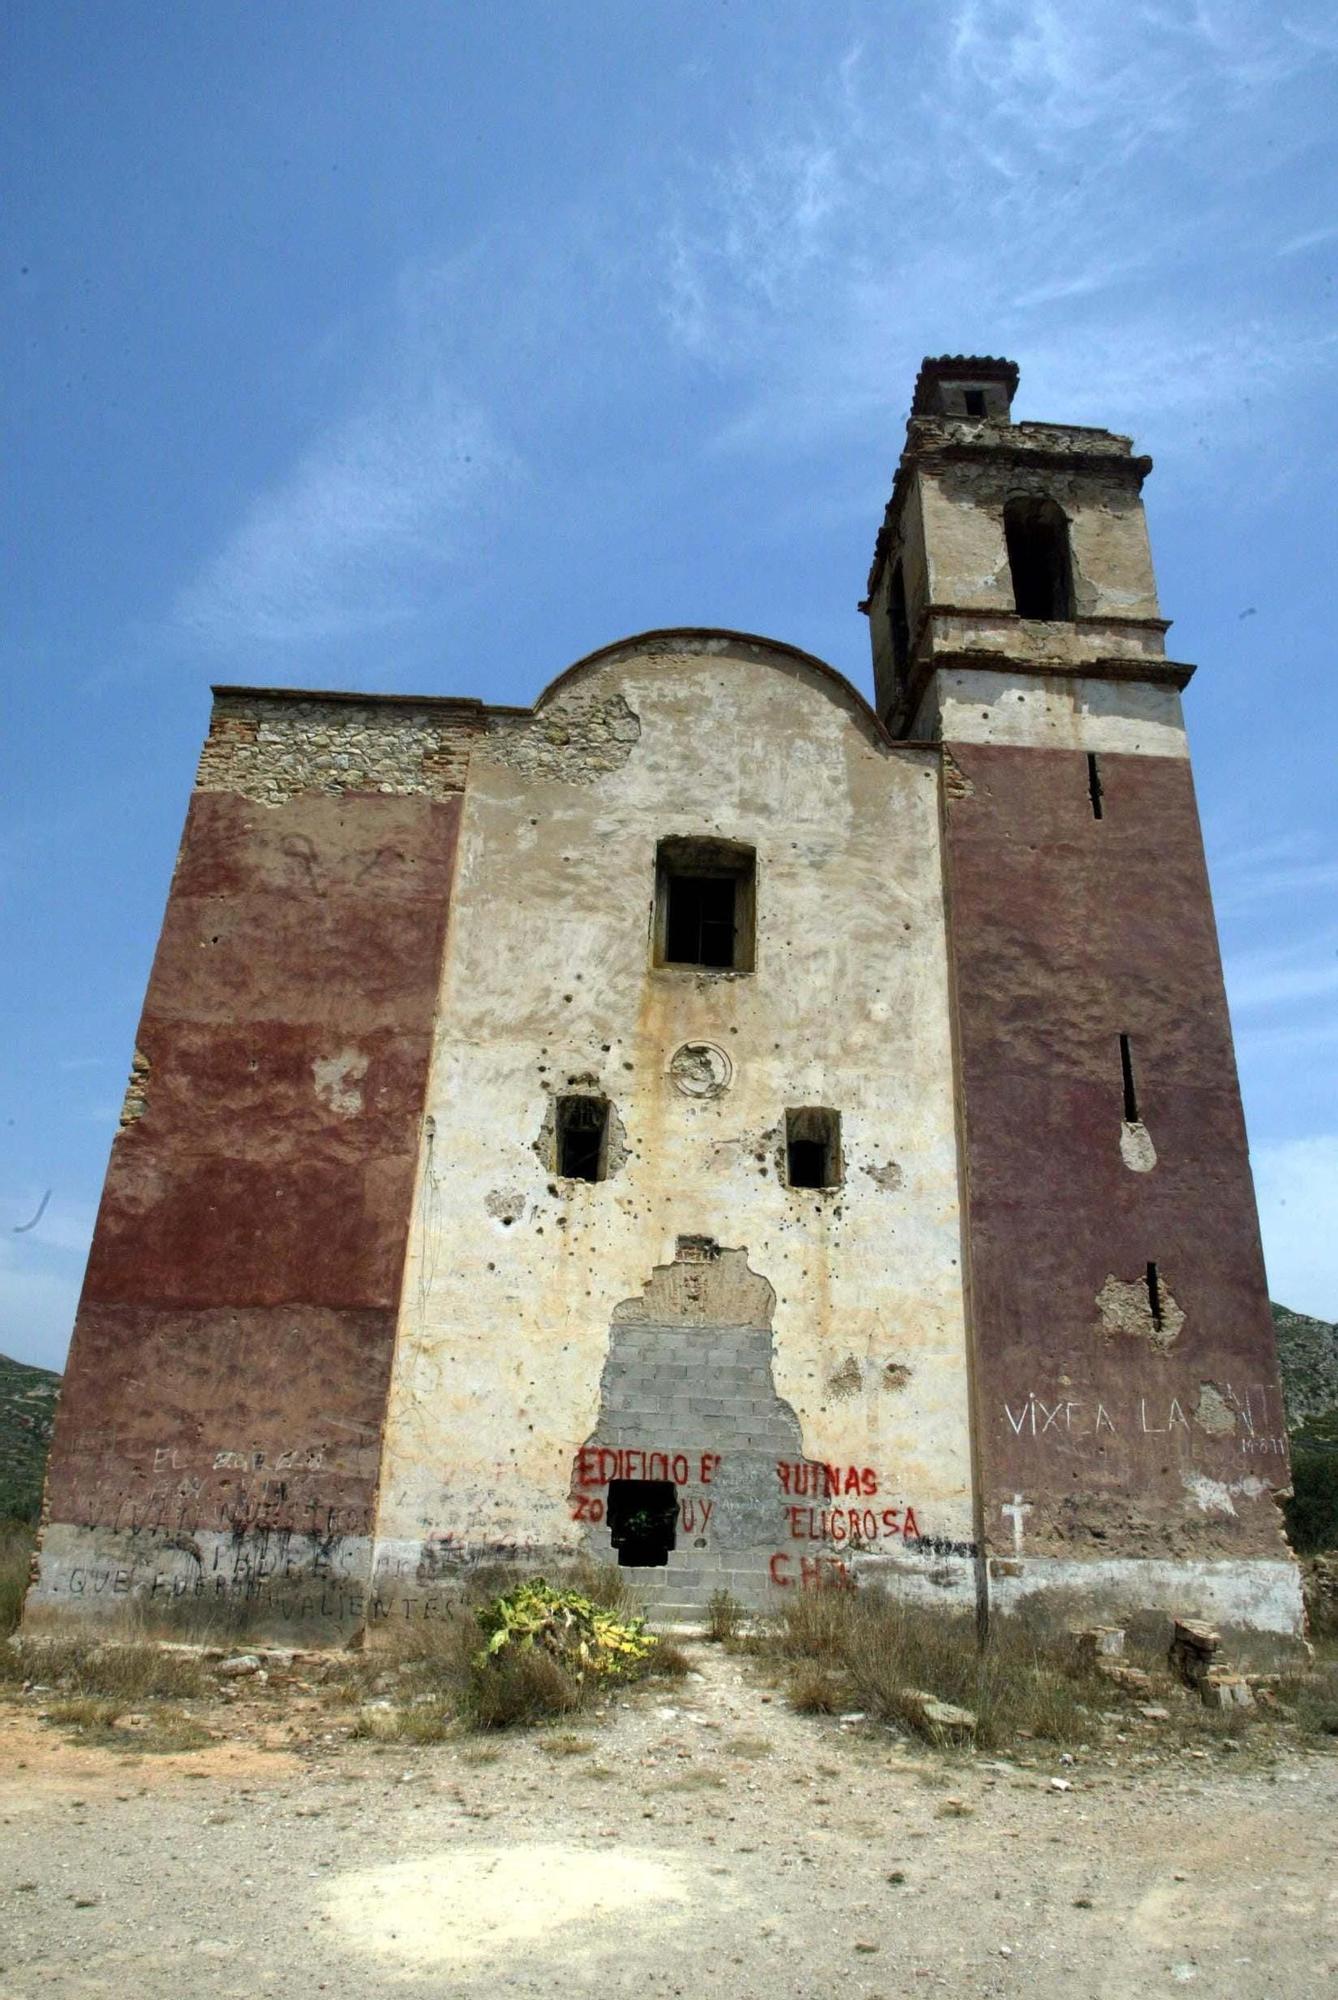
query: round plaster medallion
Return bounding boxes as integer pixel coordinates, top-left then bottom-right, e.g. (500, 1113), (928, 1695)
(669, 1042), (734, 1099)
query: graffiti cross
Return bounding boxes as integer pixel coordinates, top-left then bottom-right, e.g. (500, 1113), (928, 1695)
(1001, 1493), (1031, 1554)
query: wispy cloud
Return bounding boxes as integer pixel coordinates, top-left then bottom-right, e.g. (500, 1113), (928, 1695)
(1215, 833), (1338, 917)
(660, 2), (1337, 454)
(1252, 1134), (1338, 1319)
(174, 295), (523, 654)
(1277, 222), (1338, 258)
(0, 1192), (95, 1371)
(1217, 837), (1338, 1048)
(1228, 949), (1338, 1014)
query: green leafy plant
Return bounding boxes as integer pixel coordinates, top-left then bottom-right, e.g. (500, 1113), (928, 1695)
(475, 1578), (656, 1680)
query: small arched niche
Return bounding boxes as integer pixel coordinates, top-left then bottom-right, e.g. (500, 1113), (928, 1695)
(1004, 495), (1074, 621)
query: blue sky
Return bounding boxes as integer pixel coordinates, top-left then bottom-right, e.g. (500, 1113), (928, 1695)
(5, 1), (1337, 1371)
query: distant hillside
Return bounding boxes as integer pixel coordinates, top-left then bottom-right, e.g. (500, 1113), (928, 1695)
(1272, 1302), (1338, 1442)
(1273, 1303), (1338, 1555)
(0, 1353), (60, 1523)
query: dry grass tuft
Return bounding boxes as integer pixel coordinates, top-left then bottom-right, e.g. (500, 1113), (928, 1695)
(44, 1696), (120, 1730)
(666, 1767), (727, 1791)
(643, 1639), (692, 1678)
(787, 1665), (848, 1715)
(42, 1697), (214, 1755)
(765, 1587), (1338, 1755)
(705, 1590), (744, 1644)
(323, 1566), (687, 1736)
(539, 1731), (596, 1757)
(6, 1635), (208, 1701)
(722, 1733), (773, 1758)
(1275, 1655), (1338, 1738)
(349, 1700), (455, 1746)
(767, 1588), (1101, 1751)
(465, 1646), (586, 1730)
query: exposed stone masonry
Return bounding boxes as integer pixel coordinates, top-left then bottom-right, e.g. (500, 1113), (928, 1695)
(196, 693), (479, 806)
(484, 688), (641, 784)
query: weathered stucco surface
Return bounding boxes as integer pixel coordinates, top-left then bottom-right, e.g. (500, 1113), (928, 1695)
(938, 741), (1296, 1600)
(370, 635), (974, 1617)
(916, 451), (1161, 624)
(28, 723), (472, 1639)
(914, 667), (1189, 756)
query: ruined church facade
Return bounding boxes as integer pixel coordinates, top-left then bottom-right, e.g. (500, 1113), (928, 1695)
(28, 357), (1304, 1643)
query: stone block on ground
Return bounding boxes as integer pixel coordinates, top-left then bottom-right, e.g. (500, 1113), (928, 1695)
(1169, 1618), (1220, 1688)
(1200, 1671), (1254, 1711)
(1097, 1661), (1152, 1693)
(1074, 1625), (1125, 1664)
(900, 1689), (977, 1742)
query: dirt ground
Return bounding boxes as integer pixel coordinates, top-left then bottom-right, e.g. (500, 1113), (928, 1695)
(1, 1642), (1335, 2000)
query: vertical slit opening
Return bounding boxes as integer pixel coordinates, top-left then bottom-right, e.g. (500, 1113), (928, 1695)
(1146, 1262), (1163, 1332)
(1119, 1034), (1139, 1122)
(1087, 752), (1104, 820)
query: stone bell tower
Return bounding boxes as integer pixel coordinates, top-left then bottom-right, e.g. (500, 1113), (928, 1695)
(864, 356), (1301, 1638)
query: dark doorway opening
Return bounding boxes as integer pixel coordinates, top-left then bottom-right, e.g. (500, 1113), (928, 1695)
(606, 1478), (678, 1567)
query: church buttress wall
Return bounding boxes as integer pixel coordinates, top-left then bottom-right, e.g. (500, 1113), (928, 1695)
(26, 697), (476, 1640)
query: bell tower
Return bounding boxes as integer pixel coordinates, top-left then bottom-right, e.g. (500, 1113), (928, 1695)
(864, 357), (1302, 1640)
(864, 353), (1191, 747)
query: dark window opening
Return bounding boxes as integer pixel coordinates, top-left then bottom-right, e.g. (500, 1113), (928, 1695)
(606, 1478), (677, 1568)
(1119, 1035), (1139, 1123)
(654, 837), (756, 973)
(1004, 496), (1074, 621)
(667, 873), (736, 967)
(1146, 1262), (1163, 1332)
(963, 387), (987, 417)
(556, 1095), (609, 1181)
(785, 1106), (842, 1189)
(1087, 752), (1104, 820)
(888, 558), (911, 677)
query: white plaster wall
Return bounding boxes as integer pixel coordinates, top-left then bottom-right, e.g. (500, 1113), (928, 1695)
(371, 639), (974, 1594)
(914, 668), (1189, 758)
(989, 1557), (1306, 1640)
